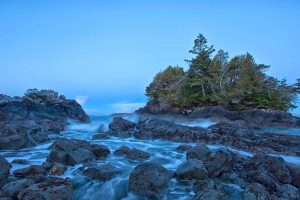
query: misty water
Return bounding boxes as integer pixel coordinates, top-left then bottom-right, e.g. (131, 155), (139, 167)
(1, 114), (300, 200)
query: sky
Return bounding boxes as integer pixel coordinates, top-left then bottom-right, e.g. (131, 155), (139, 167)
(0, 0), (300, 115)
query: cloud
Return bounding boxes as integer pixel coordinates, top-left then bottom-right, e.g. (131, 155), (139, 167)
(110, 102), (146, 113)
(75, 96), (88, 106)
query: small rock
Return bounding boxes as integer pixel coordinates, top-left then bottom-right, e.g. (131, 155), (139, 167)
(0, 156), (12, 187)
(12, 159), (29, 165)
(243, 183), (271, 200)
(114, 146), (131, 156)
(92, 133), (108, 140)
(114, 146), (150, 160)
(49, 163), (67, 176)
(83, 164), (121, 181)
(176, 144), (192, 152)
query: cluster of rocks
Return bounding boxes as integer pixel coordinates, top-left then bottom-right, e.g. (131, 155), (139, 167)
(138, 102), (300, 128)
(106, 117), (300, 156)
(0, 89), (90, 150)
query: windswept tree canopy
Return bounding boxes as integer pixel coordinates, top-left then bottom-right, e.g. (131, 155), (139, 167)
(146, 34), (300, 111)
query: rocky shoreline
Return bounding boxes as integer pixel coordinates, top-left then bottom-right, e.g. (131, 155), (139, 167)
(1, 90), (300, 199)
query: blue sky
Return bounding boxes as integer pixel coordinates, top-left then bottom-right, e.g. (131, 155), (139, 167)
(0, 0), (300, 115)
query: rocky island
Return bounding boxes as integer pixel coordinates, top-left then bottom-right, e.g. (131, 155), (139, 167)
(1, 35), (300, 200)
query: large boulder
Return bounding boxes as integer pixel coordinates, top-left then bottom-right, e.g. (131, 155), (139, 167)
(175, 159), (208, 180)
(0, 156), (12, 187)
(83, 164), (121, 181)
(107, 117), (136, 137)
(47, 138), (110, 165)
(129, 162), (172, 197)
(17, 178), (73, 200)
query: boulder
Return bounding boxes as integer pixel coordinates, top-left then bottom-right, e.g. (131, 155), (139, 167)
(83, 164), (121, 181)
(129, 162), (172, 197)
(247, 171), (280, 194)
(47, 139), (110, 165)
(114, 146), (130, 156)
(176, 144), (192, 152)
(17, 178), (73, 200)
(1, 179), (34, 198)
(0, 156), (12, 187)
(13, 165), (46, 177)
(204, 148), (233, 177)
(186, 143), (211, 161)
(279, 184), (299, 199)
(192, 180), (227, 200)
(175, 159), (208, 180)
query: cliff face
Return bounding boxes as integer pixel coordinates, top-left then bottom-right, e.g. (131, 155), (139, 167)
(0, 89), (90, 150)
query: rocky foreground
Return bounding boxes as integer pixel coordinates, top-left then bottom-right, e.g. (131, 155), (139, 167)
(1, 90), (300, 199)
(0, 89), (89, 150)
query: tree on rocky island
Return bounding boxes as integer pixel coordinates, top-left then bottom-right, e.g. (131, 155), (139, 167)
(146, 34), (300, 111)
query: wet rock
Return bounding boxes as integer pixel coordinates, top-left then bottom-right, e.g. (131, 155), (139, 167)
(83, 163), (121, 181)
(289, 165), (300, 187)
(129, 162), (172, 197)
(92, 133), (108, 140)
(1, 179), (34, 198)
(13, 165), (46, 177)
(108, 117), (136, 137)
(176, 144), (192, 152)
(114, 146), (130, 156)
(279, 184), (299, 199)
(245, 153), (292, 184)
(243, 183), (271, 200)
(0, 156), (12, 187)
(247, 171), (280, 194)
(47, 138), (110, 165)
(17, 178), (73, 200)
(204, 148), (233, 177)
(175, 159), (208, 180)
(114, 146), (150, 160)
(192, 180), (227, 200)
(12, 159), (28, 165)
(49, 163), (67, 176)
(186, 143), (211, 161)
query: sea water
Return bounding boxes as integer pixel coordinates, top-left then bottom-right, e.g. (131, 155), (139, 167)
(1, 114), (300, 200)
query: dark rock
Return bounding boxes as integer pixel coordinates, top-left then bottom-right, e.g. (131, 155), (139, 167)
(289, 165), (300, 187)
(1, 179), (34, 198)
(13, 165), (46, 177)
(243, 183), (271, 200)
(12, 159), (28, 165)
(129, 162), (172, 197)
(0, 156), (11, 187)
(245, 153), (292, 184)
(175, 159), (208, 180)
(107, 117), (136, 137)
(49, 163), (67, 176)
(17, 178), (73, 200)
(279, 184), (299, 199)
(114, 146), (131, 156)
(92, 133), (108, 140)
(83, 164), (121, 180)
(176, 144), (192, 152)
(204, 148), (233, 177)
(47, 138), (110, 165)
(247, 170), (280, 194)
(192, 180), (228, 200)
(114, 146), (150, 160)
(186, 143), (211, 161)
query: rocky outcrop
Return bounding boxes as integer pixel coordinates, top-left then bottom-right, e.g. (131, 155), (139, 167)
(129, 162), (173, 197)
(47, 138), (110, 165)
(0, 89), (90, 150)
(107, 117), (136, 137)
